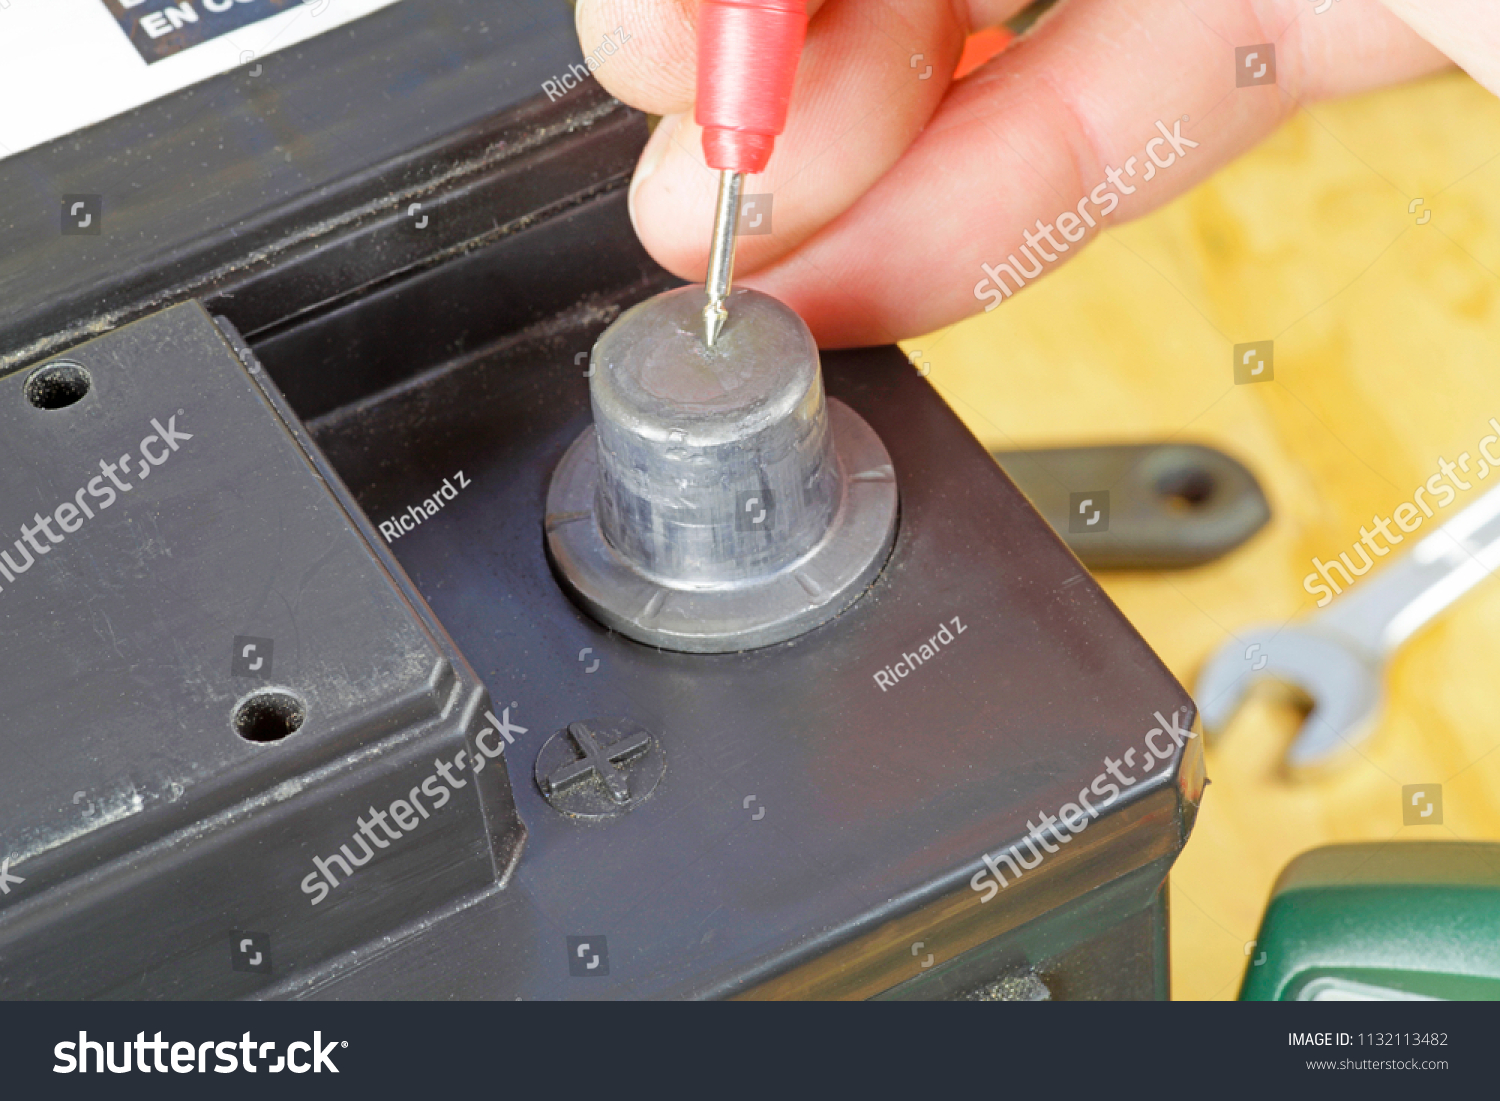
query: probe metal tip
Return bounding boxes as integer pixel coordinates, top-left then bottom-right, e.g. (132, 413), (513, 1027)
(703, 170), (744, 349)
(703, 301), (728, 348)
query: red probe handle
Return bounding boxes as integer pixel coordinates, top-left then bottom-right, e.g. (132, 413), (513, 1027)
(695, 0), (809, 174)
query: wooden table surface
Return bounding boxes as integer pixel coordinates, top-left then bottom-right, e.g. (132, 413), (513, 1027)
(905, 70), (1500, 1001)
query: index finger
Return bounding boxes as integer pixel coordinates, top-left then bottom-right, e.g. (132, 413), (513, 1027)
(732, 0), (1449, 345)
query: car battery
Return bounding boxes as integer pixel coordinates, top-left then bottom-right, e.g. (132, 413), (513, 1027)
(0, 0), (1200, 1000)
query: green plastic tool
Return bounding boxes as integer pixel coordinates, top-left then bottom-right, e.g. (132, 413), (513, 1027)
(1240, 842), (1500, 1001)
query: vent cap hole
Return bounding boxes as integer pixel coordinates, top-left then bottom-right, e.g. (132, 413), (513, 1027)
(233, 690), (306, 744)
(25, 362), (91, 410)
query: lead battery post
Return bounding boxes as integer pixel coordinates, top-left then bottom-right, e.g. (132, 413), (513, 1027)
(545, 285), (898, 653)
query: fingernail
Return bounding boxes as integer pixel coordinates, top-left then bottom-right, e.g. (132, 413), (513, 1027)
(630, 112), (684, 232)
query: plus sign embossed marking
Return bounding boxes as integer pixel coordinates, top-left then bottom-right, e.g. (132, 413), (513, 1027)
(534, 718), (665, 820)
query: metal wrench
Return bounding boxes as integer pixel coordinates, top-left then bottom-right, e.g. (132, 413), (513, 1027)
(1197, 483), (1500, 767)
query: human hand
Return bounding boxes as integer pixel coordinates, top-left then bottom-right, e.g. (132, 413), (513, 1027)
(576, 0), (1475, 347)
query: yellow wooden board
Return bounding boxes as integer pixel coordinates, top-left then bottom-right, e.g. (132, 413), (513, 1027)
(904, 70), (1500, 1001)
